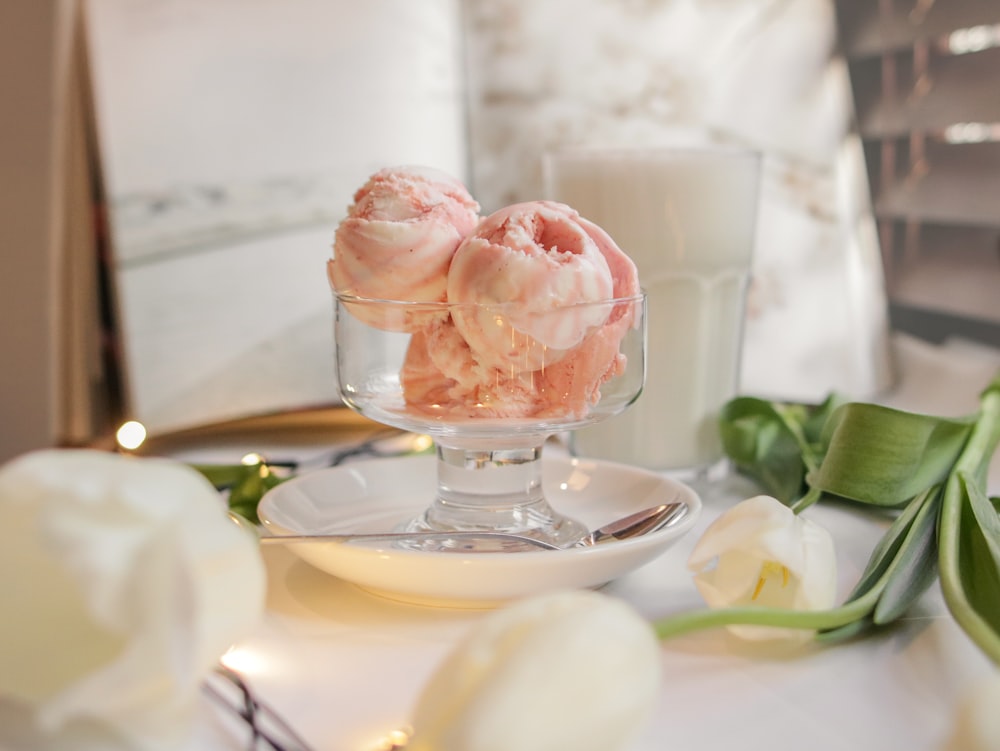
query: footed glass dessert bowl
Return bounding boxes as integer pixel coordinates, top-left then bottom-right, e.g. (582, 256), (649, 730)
(334, 291), (647, 551)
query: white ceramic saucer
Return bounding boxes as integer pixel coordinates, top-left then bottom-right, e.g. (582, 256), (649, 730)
(257, 454), (702, 607)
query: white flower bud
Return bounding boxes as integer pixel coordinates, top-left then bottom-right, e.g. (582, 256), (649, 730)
(0, 449), (266, 750)
(408, 589), (661, 751)
(687, 495), (837, 641)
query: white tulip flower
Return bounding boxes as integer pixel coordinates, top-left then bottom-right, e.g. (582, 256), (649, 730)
(407, 589), (662, 751)
(687, 495), (837, 641)
(0, 449), (266, 751)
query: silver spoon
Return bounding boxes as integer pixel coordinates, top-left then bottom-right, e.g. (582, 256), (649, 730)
(255, 501), (687, 551)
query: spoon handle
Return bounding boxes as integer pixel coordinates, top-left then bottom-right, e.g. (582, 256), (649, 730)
(257, 501), (688, 551)
(258, 529), (561, 550)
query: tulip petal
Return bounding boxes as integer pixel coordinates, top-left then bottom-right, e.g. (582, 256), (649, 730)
(408, 590), (661, 751)
(687, 495), (837, 641)
(0, 449), (265, 750)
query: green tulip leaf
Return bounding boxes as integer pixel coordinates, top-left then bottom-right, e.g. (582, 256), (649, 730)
(966, 477), (1000, 622)
(872, 488), (940, 624)
(227, 464), (284, 525)
(802, 393), (846, 449)
(192, 461), (287, 525)
(718, 398), (804, 503)
(808, 403), (974, 508)
(954, 473), (1000, 626)
(192, 463), (249, 490)
(817, 487), (938, 642)
(842, 488), (933, 603)
(719, 395), (843, 504)
(937, 376), (1000, 664)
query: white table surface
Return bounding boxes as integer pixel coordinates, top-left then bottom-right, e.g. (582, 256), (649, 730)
(175, 334), (1000, 751)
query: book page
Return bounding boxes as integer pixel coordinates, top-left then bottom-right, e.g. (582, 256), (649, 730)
(85, 0), (466, 434)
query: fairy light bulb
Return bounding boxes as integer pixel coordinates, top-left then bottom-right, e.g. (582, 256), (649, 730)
(115, 420), (147, 451)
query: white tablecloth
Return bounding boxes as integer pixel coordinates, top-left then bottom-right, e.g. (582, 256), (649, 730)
(180, 333), (1000, 750)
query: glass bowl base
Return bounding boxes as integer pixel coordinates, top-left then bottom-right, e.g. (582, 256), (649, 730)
(395, 499), (588, 553)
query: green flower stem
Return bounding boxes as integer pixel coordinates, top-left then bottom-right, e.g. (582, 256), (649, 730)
(654, 589), (878, 641)
(952, 376), (1000, 481)
(938, 377), (1000, 664)
(788, 485), (823, 515)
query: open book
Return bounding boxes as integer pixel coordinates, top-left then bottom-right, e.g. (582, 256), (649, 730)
(82, 0), (467, 437)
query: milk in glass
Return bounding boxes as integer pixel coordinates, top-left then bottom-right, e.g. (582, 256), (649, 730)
(544, 148), (761, 473)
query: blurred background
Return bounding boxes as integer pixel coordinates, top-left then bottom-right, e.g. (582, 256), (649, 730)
(2, 0), (998, 463)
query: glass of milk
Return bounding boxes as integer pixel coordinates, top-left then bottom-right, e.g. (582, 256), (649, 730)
(544, 147), (761, 475)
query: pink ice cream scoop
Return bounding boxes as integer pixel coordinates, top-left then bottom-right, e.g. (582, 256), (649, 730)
(328, 166), (480, 328)
(446, 201), (637, 371)
(400, 201), (641, 420)
(401, 312), (631, 421)
(400, 321), (543, 419)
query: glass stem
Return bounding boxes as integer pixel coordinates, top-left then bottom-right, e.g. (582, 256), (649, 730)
(405, 441), (588, 546)
(437, 445), (544, 510)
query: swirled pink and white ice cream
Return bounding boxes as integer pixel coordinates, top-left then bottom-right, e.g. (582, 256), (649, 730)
(448, 202), (613, 371)
(328, 167), (640, 420)
(327, 166), (480, 307)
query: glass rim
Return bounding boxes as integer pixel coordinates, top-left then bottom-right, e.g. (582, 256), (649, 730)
(333, 291), (647, 309)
